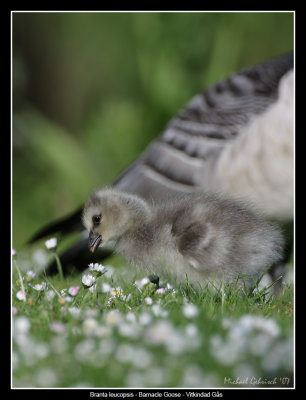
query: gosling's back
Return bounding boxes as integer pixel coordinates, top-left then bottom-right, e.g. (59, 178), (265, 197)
(115, 192), (284, 287)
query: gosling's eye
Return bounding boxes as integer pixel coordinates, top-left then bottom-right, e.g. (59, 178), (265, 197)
(92, 214), (101, 226)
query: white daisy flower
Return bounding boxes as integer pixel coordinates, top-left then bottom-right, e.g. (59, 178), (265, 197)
(82, 274), (96, 288)
(46, 290), (56, 301)
(45, 238), (57, 250)
(88, 263), (107, 276)
(105, 310), (122, 326)
(35, 368), (58, 387)
(144, 297), (153, 305)
(101, 282), (112, 293)
(68, 307), (81, 319)
(32, 249), (49, 266)
(16, 290), (26, 301)
(68, 286), (80, 296)
(145, 320), (174, 344)
(83, 318), (98, 336)
(135, 277), (150, 290)
(14, 316), (30, 333)
(182, 303), (199, 319)
(139, 312), (152, 326)
(49, 321), (66, 334)
(151, 304), (168, 318)
(32, 282), (47, 292)
(126, 312), (137, 323)
(25, 270), (36, 281)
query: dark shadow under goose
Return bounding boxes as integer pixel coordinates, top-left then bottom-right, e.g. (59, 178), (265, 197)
(29, 52), (294, 274)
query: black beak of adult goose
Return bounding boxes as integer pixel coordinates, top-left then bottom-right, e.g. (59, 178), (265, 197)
(88, 231), (102, 253)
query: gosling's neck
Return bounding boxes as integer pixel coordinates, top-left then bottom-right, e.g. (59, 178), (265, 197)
(115, 192), (153, 236)
(114, 195), (156, 262)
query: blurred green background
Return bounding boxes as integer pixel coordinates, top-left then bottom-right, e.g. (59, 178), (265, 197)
(12, 12), (294, 249)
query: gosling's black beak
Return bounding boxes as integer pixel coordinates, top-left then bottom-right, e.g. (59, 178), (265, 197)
(88, 230), (102, 253)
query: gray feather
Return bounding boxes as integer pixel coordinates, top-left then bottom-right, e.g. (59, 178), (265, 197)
(83, 188), (284, 288)
(114, 52), (293, 221)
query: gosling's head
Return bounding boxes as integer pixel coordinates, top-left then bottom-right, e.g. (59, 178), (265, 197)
(82, 187), (151, 252)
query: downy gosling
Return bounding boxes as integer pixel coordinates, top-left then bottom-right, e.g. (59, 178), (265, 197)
(82, 188), (284, 288)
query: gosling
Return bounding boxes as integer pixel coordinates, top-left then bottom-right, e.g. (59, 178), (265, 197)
(82, 188), (283, 288)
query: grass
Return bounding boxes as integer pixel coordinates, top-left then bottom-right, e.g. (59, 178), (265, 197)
(12, 245), (294, 389)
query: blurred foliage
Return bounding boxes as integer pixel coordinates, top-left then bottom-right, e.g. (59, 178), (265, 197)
(12, 12), (294, 248)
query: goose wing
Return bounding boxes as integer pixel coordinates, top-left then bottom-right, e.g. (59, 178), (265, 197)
(114, 52), (293, 204)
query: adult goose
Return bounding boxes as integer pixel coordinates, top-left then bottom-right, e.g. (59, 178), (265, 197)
(29, 52), (294, 274)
